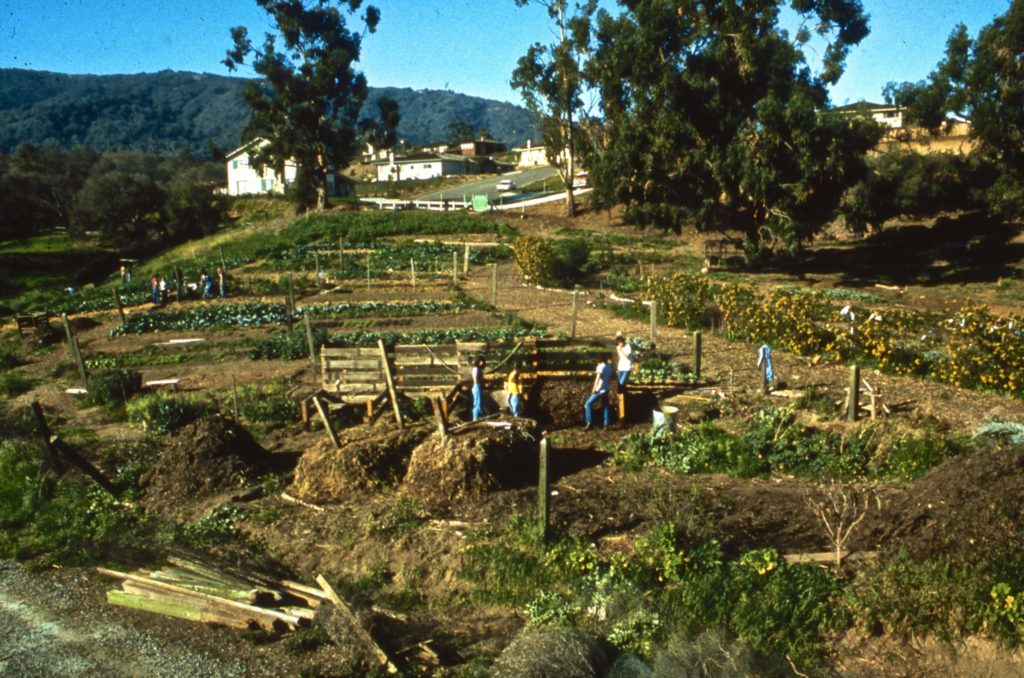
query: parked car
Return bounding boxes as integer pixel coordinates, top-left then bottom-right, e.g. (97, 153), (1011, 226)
(495, 179), (518, 193)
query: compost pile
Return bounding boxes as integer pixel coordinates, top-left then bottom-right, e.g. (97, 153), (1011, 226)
(536, 378), (593, 427)
(879, 446), (1024, 561)
(291, 424), (431, 502)
(401, 424), (539, 508)
(140, 415), (275, 519)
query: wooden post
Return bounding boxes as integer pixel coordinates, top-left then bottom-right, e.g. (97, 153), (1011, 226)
(61, 313), (75, 360)
(286, 274), (295, 331)
(410, 259), (416, 288)
(452, 251), (458, 283)
(490, 263), (498, 306)
(693, 330), (702, 382)
(71, 336), (88, 387)
(570, 290), (579, 339)
(113, 289), (126, 327)
(31, 401), (65, 475)
(847, 365), (860, 422)
(463, 242), (470, 274)
(219, 246), (226, 271)
(303, 313), (318, 381)
(649, 300), (658, 346)
(538, 436), (550, 542)
(231, 376), (240, 423)
(377, 339), (403, 430)
(300, 398), (310, 430)
(430, 396), (447, 437)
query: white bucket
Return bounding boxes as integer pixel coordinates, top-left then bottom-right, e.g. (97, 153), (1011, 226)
(652, 405), (679, 435)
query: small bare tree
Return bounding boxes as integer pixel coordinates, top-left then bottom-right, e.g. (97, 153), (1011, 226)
(805, 481), (877, 568)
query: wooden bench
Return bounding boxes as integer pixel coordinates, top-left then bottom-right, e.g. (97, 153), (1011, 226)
(15, 313), (51, 337)
(703, 239), (745, 270)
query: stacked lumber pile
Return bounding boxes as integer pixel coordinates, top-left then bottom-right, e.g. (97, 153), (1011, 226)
(98, 557), (323, 632)
(100, 559), (399, 673)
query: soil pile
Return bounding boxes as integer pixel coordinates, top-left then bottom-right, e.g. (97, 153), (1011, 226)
(880, 447), (1024, 561)
(402, 424), (539, 507)
(536, 378), (593, 427)
(291, 424), (431, 502)
(140, 415), (274, 519)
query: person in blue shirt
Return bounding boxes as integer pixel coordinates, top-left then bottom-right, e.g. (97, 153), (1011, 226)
(584, 355), (614, 429)
(471, 356), (486, 421)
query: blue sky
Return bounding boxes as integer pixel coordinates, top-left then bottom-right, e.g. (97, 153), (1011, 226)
(0, 0), (1012, 106)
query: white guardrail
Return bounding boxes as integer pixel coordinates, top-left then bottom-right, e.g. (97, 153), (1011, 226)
(360, 188), (592, 212)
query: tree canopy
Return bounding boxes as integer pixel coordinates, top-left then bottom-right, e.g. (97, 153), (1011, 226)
(224, 0), (393, 211)
(587, 0), (880, 255)
(884, 0), (1024, 219)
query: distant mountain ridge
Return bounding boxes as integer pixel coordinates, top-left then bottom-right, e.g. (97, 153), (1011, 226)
(0, 69), (539, 156)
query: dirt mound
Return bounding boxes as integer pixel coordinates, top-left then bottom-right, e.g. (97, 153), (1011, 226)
(291, 424), (431, 502)
(536, 378), (593, 427)
(880, 447), (1024, 561)
(140, 415), (275, 519)
(401, 424), (539, 508)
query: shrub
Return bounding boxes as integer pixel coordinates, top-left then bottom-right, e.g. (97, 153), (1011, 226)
(0, 370), (34, 397)
(234, 379), (300, 432)
(125, 392), (217, 434)
(85, 369), (142, 408)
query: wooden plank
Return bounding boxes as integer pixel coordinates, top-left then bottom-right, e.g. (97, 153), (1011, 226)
(378, 339), (403, 430)
(322, 346), (379, 357)
(395, 344), (458, 355)
(322, 358), (383, 370)
(322, 382), (387, 395)
(311, 396), (341, 449)
(316, 574), (398, 674)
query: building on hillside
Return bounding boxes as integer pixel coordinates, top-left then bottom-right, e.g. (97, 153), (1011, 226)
(514, 139), (549, 168)
(374, 152), (482, 182)
(837, 102), (975, 154)
(458, 138), (507, 156)
(225, 138), (348, 196)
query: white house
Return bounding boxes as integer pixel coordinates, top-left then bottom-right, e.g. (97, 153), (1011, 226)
(514, 140), (549, 168)
(225, 138), (346, 196)
(375, 152), (479, 182)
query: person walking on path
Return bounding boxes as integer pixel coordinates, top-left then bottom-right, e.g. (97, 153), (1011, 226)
(505, 361), (524, 417)
(217, 267), (226, 298)
(471, 356), (487, 421)
(158, 276), (168, 305)
(584, 355), (615, 430)
(201, 270), (213, 299)
(615, 332), (633, 389)
(150, 275), (159, 305)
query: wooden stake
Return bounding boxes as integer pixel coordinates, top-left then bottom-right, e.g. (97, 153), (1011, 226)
(452, 251), (458, 283)
(538, 437), (550, 542)
(315, 574), (398, 674)
(312, 396), (340, 449)
(285, 274), (295, 331)
(303, 313), (318, 381)
(113, 289), (126, 327)
(430, 396), (447, 437)
(649, 300), (658, 346)
(231, 376), (240, 423)
(693, 330), (702, 382)
(61, 312), (74, 361)
(377, 339), (403, 430)
(410, 259), (416, 288)
(490, 263), (498, 306)
(462, 242), (470, 274)
(71, 336), (88, 387)
(847, 364), (860, 422)
(570, 290), (579, 339)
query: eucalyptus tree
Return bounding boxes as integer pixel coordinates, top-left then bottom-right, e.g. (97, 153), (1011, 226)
(225, 0), (396, 211)
(589, 0), (881, 256)
(512, 0), (599, 217)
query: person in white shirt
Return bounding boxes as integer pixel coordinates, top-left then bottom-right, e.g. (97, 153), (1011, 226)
(615, 332), (633, 388)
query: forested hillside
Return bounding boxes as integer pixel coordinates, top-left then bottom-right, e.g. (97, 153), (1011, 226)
(0, 69), (538, 156)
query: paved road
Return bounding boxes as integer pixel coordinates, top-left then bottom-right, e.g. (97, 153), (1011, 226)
(414, 165), (558, 202)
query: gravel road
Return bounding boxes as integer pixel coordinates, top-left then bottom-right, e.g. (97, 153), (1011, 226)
(0, 561), (303, 677)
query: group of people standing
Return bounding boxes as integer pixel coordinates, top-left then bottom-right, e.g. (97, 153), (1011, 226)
(147, 268), (226, 305)
(468, 332), (634, 429)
